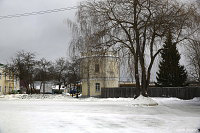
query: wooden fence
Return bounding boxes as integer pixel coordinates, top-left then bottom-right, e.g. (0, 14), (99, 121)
(101, 87), (200, 100)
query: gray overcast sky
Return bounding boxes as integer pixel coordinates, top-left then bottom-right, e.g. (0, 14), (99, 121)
(0, 0), (82, 64)
(0, 0), (194, 65)
(0, 0), (195, 82)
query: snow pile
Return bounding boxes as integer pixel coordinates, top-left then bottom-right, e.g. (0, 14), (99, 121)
(0, 94), (28, 100)
(2, 94), (81, 100)
(1, 94), (199, 107)
(191, 97), (200, 102)
(99, 97), (133, 102)
(20, 94), (69, 99)
(133, 95), (158, 106)
(0, 94), (156, 106)
(0, 94), (69, 100)
(0, 95), (5, 98)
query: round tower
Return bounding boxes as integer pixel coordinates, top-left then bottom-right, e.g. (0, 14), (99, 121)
(80, 51), (119, 97)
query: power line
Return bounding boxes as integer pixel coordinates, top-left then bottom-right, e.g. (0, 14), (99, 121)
(0, 6), (77, 20)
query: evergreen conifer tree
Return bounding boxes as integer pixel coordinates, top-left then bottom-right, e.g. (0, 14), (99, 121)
(156, 31), (187, 87)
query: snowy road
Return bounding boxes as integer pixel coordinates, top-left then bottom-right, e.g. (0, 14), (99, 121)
(0, 97), (199, 133)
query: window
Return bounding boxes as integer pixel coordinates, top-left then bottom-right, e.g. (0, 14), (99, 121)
(95, 83), (100, 92)
(95, 64), (99, 73)
(0, 73), (2, 80)
(0, 86), (1, 92)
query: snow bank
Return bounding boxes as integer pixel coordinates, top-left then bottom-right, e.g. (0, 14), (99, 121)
(133, 95), (158, 106)
(19, 94), (69, 100)
(191, 97), (200, 102)
(2, 94), (200, 107)
(0, 94), (158, 106)
(0, 94), (65, 100)
(0, 94), (28, 100)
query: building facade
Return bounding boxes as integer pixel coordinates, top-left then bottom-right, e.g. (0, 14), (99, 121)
(0, 64), (20, 95)
(80, 51), (119, 97)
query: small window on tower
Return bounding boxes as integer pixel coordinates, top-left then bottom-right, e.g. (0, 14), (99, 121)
(95, 83), (100, 92)
(95, 64), (99, 73)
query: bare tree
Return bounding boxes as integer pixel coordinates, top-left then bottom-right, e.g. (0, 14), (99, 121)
(186, 38), (200, 83)
(5, 50), (36, 94)
(184, 0), (200, 83)
(36, 58), (51, 94)
(67, 57), (81, 90)
(53, 57), (69, 92)
(72, 0), (199, 96)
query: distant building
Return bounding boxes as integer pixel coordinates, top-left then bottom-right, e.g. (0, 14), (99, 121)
(80, 51), (119, 97)
(34, 81), (66, 94)
(52, 85), (66, 94)
(34, 81), (53, 94)
(0, 64), (20, 95)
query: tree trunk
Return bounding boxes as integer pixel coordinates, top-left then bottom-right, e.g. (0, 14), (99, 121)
(23, 81), (29, 94)
(40, 82), (42, 94)
(43, 81), (45, 94)
(134, 53), (140, 98)
(87, 59), (90, 97)
(58, 83), (61, 93)
(140, 57), (147, 96)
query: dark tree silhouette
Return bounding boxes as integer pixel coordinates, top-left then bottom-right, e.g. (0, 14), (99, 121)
(156, 31), (187, 87)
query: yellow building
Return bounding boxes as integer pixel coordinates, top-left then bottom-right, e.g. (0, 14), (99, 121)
(80, 51), (119, 97)
(0, 64), (20, 95)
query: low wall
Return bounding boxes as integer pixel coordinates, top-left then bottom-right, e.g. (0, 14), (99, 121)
(101, 87), (200, 100)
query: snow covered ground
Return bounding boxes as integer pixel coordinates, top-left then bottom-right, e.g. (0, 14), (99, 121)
(0, 95), (199, 133)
